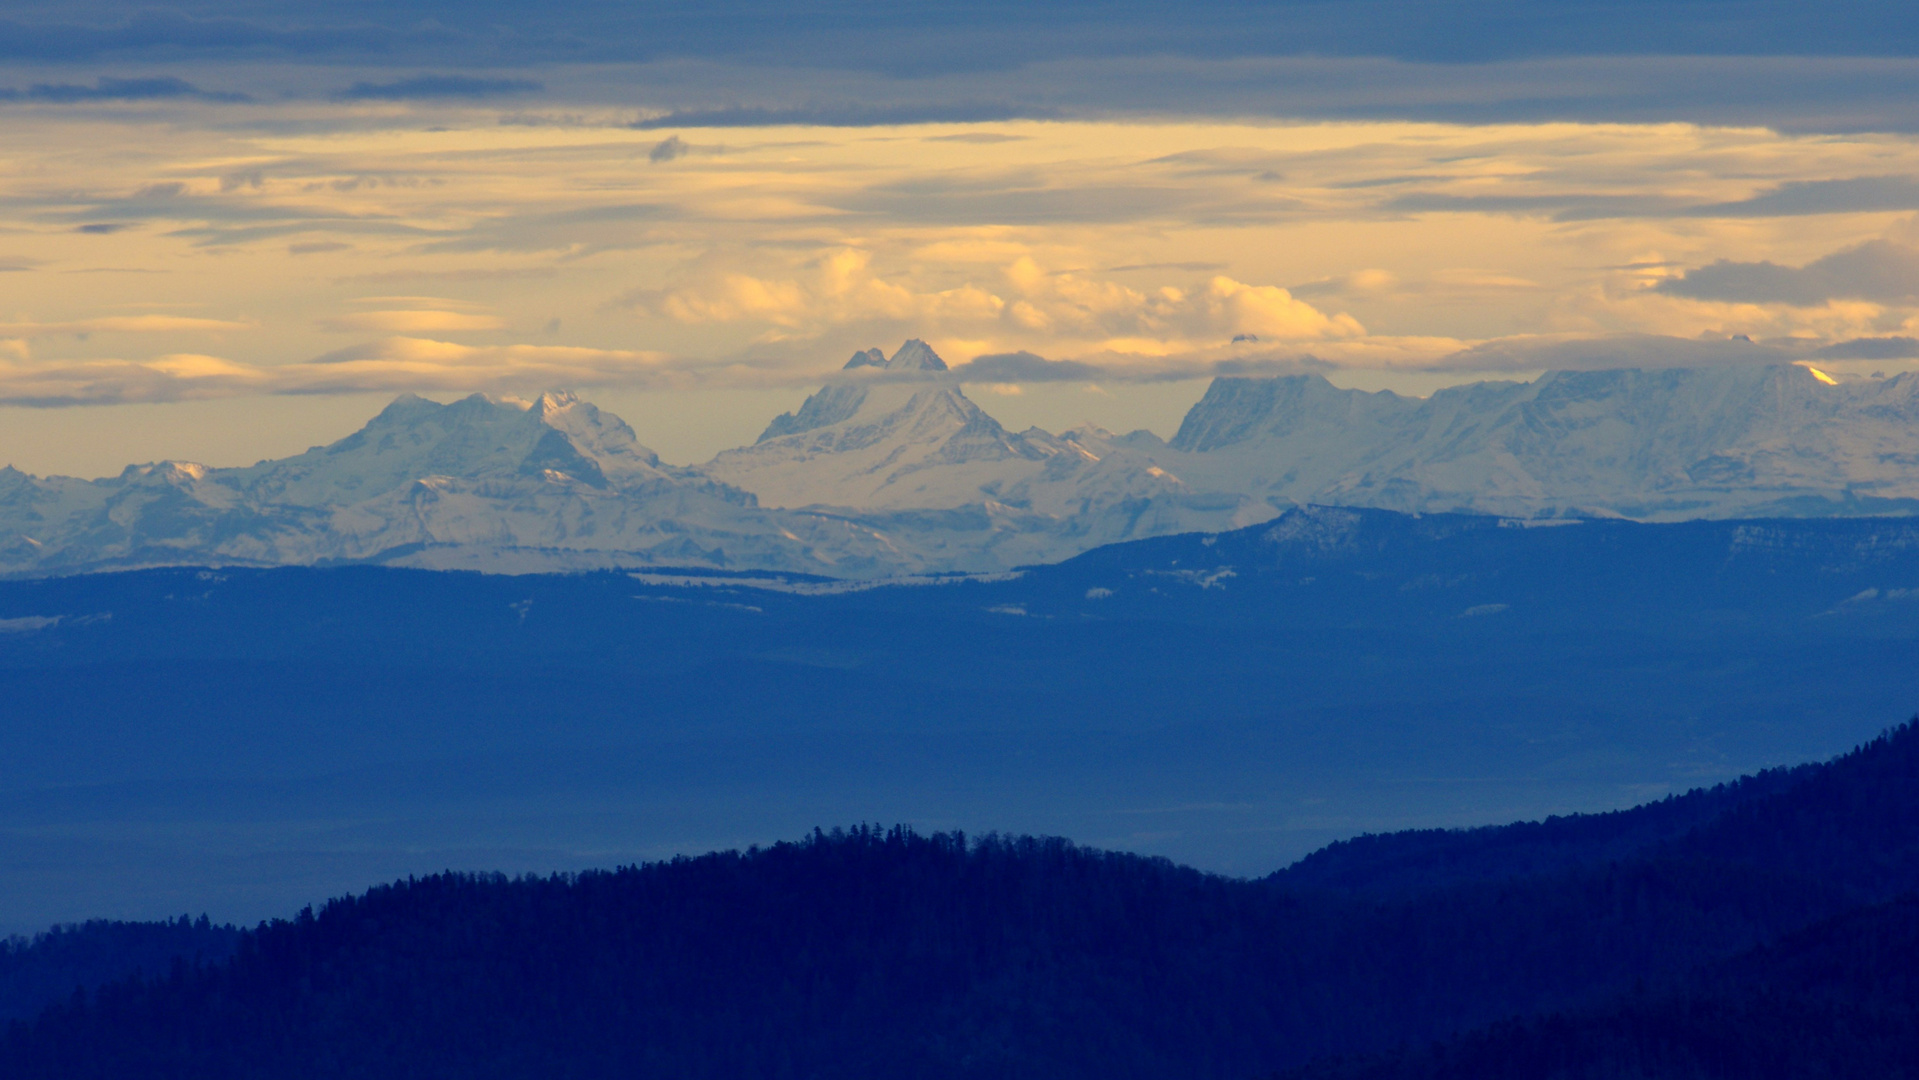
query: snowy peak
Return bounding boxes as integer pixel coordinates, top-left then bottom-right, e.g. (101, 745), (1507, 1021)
(1171, 363), (1919, 519)
(225, 391), (672, 507)
(0, 388), (920, 579)
(838, 382), (1027, 456)
(528, 389), (581, 414)
(706, 341), (1221, 529)
(711, 349), (1070, 509)
(11, 352), (1919, 584)
(524, 390), (664, 480)
(117, 461), (213, 485)
(832, 340), (945, 374)
(1056, 424), (1171, 459)
(1171, 375), (1410, 453)
(886, 339), (948, 372)
(758, 383), (870, 442)
(760, 342), (954, 442)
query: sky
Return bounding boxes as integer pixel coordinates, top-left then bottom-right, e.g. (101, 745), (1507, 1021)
(4, 0), (1919, 476)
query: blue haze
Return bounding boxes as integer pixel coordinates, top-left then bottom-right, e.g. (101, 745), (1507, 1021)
(0, 507), (1915, 931)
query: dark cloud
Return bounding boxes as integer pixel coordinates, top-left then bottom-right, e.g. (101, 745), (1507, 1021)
(6, 0), (1919, 67)
(943, 349), (1331, 384)
(1436, 334), (1797, 372)
(1657, 240), (1919, 305)
(0, 11), (386, 62)
(1818, 336), (1919, 359)
(1683, 176), (1919, 217)
(167, 220), (431, 248)
(648, 136), (689, 163)
(0, 9), (1916, 133)
(950, 351), (1107, 383)
(923, 132), (1030, 144)
(1106, 261), (1229, 273)
(632, 103), (1052, 129)
(24, 184), (406, 248)
(1381, 191), (1682, 220)
(590, 54), (1919, 137)
(824, 172), (1271, 226)
(1331, 174), (1442, 189)
(1382, 176), (1919, 222)
(0, 75), (247, 103)
(0, 2), (1916, 140)
(335, 75), (543, 101)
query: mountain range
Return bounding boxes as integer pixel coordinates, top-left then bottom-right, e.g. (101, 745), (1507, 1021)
(4, 342), (1918, 578)
(1172, 362), (1919, 520)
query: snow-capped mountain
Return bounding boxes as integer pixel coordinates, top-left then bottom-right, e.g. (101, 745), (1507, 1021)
(0, 392), (928, 577)
(1172, 364), (1919, 519)
(6, 346), (1919, 580)
(704, 340), (1263, 542)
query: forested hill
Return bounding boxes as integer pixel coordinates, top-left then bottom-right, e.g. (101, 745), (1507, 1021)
(1281, 894), (1919, 1080)
(0, 918), (236, 1023)
(1272, 717), (1919, 897)
(5, 722), (1919, 1080)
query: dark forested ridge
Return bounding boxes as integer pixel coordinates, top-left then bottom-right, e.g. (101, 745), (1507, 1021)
(1274, 714), (1919, 898)
(0, 918), (236, 1023)
(5, 721), (1919, 1080)
(1282, 895), (1919, 1080)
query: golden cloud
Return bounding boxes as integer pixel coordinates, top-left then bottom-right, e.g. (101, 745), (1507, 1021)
(319, 310), (510, 332)
(0, 316), (253, 337)
(642, 249), (1362, 355)
(0, 337), (677, 406)
(652, 249), (1004, 331)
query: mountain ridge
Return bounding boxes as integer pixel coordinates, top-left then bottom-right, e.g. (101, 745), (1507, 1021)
(0, 391), (931, 579)
(6, 346), (1919, 579)
(1173, 364), (1919, 519)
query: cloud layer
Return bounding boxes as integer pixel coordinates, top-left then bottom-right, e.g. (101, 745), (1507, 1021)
(1658, 240), (1919, 305)
(0, 76), (246, 103)
(5, 103), (1919, 411)
(3, 0), (1915, 70)
(335, 76), (543, 101)
(0, 337), (678, 407)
